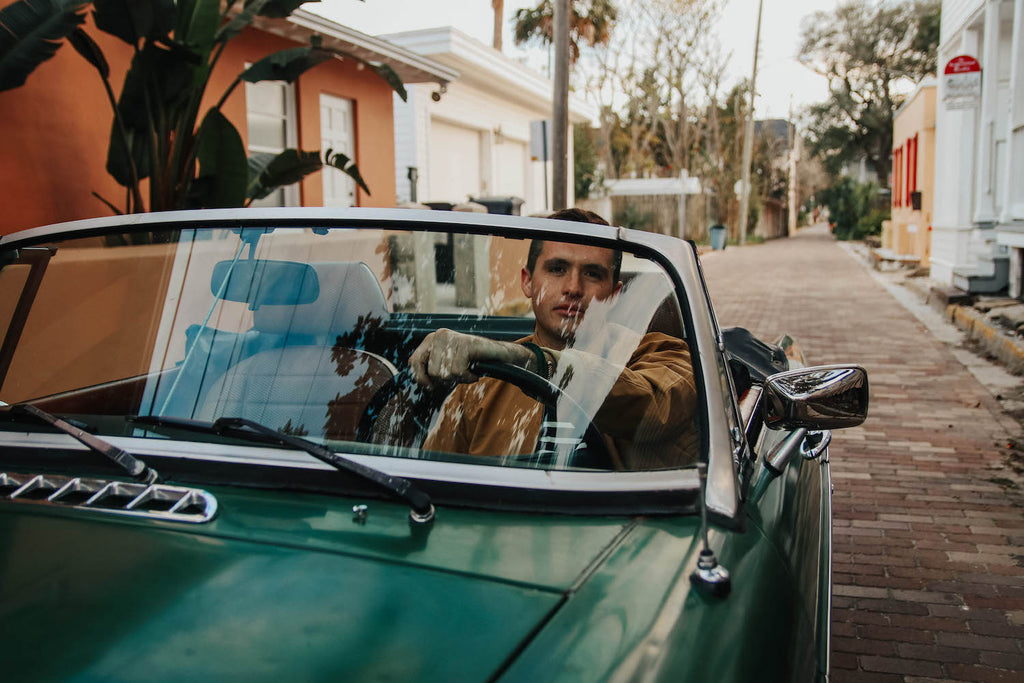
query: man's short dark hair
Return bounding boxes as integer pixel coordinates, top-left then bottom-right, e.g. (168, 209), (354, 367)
(528, 208), (622, 281)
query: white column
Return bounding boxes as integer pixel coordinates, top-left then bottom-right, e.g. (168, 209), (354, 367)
(1000, 0), (1024, 223)
(931, 29), (983, 285)
(974, 0), (1003, 223)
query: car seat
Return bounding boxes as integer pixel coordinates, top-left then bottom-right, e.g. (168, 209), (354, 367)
(194, 261), (397, 441)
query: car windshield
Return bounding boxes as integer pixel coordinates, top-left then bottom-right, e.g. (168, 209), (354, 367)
(0, 222), (700, 473)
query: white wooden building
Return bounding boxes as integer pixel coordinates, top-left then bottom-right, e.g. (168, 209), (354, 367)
(931, 0), (1024, 294)
(380, 27), (598, 215)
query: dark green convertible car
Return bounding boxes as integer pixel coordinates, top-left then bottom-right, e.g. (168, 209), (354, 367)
(0, 209), (866, 681)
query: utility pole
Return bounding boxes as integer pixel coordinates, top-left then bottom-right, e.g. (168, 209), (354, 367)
(552, 0), (570, 210)
(738, 0), (764, 245)
(787, 98), (798, 237)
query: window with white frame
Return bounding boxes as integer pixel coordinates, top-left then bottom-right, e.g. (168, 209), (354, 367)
(245, 79), (299, 207)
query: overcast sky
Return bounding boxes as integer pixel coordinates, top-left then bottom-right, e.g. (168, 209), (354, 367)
(314, 0), (840, 119)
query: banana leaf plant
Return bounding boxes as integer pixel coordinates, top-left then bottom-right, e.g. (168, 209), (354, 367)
(0, 0), (406, 214)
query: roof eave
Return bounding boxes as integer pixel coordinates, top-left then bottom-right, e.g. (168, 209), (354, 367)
(251, 10), (459, 86)
(381, 27), (598, 124)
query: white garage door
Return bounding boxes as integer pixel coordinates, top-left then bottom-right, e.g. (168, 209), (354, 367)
(429, 120), (481, 203)
(494, 140), (526, 202)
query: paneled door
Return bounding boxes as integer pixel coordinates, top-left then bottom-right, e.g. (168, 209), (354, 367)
(321, 94), (356, 207)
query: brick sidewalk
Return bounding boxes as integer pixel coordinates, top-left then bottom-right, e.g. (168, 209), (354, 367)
(699, 225), (1024, 682)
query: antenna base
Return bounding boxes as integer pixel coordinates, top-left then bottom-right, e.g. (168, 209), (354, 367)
(689, 549), (731, 597)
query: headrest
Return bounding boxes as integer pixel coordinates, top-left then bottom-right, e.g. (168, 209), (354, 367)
(253, 261), (388, 338)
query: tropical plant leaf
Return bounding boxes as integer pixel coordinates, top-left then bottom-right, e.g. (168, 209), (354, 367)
(175, 0), (219, 54)
(324, 148), (370, 195)
(106, 43), (196, 185)
(106, 122), (149, 186)
(0, 0), (88, 91)
(246, 149), (321, 201)
(367, 61), (405, 101)
(241, 45), (333, 84)
(67, 26), (107, 78)
(256, 0), (320, 20)
(92, 0), (175, 46)
(91, 190), (123, 215)
(194, 109), (248, 208)
(221, 0), (317, 40)
(240, 43), (405, 101)
(216, 0), (270, 42)
(318, 44), (406, 101)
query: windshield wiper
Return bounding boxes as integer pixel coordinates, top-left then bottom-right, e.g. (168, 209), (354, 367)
(9, 404), (159, 484)
(129, 415), (435, 524)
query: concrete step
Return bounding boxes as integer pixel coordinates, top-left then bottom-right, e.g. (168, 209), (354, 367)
(952, 256), (1010, 294)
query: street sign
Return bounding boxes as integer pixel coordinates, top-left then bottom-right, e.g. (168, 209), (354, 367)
(942, 55), (981, 110)
(529, 120), (552, 161)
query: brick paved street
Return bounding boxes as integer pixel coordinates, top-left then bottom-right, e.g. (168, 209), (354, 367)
(699, 225), (1024, 682)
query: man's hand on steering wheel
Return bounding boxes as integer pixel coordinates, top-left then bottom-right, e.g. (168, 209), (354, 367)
(409, 328), (545, 388)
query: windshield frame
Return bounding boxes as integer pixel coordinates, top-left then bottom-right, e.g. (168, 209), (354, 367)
(0, 208), (740, 521)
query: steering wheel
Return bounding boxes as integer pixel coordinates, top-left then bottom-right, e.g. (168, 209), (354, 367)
(355, 360), (612, 469)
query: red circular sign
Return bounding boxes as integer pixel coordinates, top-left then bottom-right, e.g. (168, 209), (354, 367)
(944, 55), (981, 74)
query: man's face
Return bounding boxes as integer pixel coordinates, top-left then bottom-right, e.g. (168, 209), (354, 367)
(521, 241), (622, 349)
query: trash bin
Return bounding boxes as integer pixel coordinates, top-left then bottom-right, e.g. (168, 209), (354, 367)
(469, 196), (525, 216)
(709, 224), (727, 250)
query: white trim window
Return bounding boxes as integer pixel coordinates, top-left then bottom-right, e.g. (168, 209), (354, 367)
(245, 79), (299, 207)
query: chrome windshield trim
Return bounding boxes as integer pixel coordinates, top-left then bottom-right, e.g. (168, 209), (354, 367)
(623, 232), (741, 520)
(0, 209), (733, 515)
(0, 432), (700, 494)
(0, 207), (623, 248)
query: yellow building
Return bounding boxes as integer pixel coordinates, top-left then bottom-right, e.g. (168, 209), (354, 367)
(883, 78), (936, 268)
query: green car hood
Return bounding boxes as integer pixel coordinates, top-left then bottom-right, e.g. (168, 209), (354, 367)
(0, 483), (671, 681)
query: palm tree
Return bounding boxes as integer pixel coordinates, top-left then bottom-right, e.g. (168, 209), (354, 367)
(512, 0), (617, 64)
(492, 0), (504, 50)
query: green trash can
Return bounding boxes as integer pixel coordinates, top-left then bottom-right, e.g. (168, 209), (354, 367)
(710, 224), (726, 250)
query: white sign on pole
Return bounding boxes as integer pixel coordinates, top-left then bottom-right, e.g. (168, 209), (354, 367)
(529, 120), (552, 161)
(942, 55), (982, 110)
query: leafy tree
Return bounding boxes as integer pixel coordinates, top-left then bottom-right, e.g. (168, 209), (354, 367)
(573, 122), (599, 198)
(512, 0), (617, 64)
(692, 80), (745, 238)
(0, 0), (406, 214)
(798, 0), (940, 185)
(819, 176), (886, 240)
(641, 0), (721, 176)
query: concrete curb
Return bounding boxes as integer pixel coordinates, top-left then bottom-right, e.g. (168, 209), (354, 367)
(840, 241), (1024, 377)
(946, 303), (1024, 374)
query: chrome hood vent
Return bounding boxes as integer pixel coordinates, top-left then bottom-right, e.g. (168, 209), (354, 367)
(0, 472), (217, 523)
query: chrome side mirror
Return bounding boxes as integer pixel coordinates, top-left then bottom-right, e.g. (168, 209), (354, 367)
(762, 365), (868, 431)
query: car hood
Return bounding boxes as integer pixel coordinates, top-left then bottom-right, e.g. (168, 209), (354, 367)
(0, 483), (690, 681)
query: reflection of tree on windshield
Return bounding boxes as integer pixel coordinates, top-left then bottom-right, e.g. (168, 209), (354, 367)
(323, 315), (392, 440)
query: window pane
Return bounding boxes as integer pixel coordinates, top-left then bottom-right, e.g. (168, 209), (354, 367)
(247, 114), (286, 150)
(246, 81), (285, 116)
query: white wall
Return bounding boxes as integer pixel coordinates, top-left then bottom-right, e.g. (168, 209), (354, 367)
(933, 0), (1022, 286)
(393, 80), (570, 215)
(942, 0), (985, 45)
(932, 2), (986, 283)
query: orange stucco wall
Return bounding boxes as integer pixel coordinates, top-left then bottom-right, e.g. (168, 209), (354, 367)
(0, 15), (396, 235)
(885, 84), (936, 266)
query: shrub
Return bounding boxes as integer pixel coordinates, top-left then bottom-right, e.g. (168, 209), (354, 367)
(820, 177), (889, 241)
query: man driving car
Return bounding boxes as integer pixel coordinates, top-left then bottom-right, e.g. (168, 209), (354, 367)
(410, 209), (698, 470)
